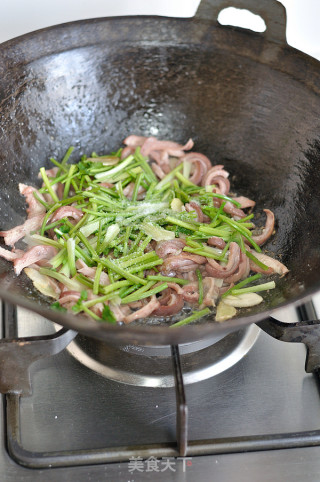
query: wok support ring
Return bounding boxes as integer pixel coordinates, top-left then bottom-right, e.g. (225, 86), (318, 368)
(0, 327), (77, 396)
(171, 345), (188, 456)
(258, 305), (320, 373)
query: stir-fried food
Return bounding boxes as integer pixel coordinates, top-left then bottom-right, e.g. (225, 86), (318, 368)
(0, 136), (288, 326)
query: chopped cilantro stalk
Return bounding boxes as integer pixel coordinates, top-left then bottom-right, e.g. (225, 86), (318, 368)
(219, 215), (261, 252)
(203, 192), (242, 207)
(63, 164), (77, 199)
(93, 263), (103, 295)
(94, 155), (134, 181)
(170, 308), (211, 328)
(231, 281), (275, 295)
(57, 146), (74, 176)
(175, 171), (197, 187)
(222, 273), (262, 299)
(67, 238), (76, 277)
(245, 250), (269, 270)
(97, 257), (148, 285)
(155, 163), (183, 191)
(39, 167), (60, 203)
(132, 172), (144, 202)
(196, 269), (204, 305)
(147, 275), (189, 285)
(165, 216), (198, 231)
(121, 282), (168, 304)
(39, 268), (82, 291)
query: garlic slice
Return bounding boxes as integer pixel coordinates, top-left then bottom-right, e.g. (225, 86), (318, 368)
(24, 267), (60, 299)
(170, 198), (184, 212)
(223, 293), (263, 307)
(216, 301), (237, 322)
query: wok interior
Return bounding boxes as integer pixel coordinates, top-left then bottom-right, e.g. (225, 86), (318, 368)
(1, 16), (320, 344)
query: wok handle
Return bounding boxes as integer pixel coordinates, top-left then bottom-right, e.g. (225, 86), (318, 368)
(258, 317), (320, 373)
(195, 0), (287, 45)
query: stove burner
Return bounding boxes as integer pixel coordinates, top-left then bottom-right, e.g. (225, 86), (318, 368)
(64, 325), (260, 387)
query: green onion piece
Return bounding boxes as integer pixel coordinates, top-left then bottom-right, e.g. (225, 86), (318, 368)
(196, 269), (204, 305)
(50, 248), (67, 269)
(170, 307), (210, 328)
(79, 220), (101, 238)
(183, 160), (191, 179)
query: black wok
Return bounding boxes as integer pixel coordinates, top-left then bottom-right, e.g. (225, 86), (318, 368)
(1, 0), (320, 346)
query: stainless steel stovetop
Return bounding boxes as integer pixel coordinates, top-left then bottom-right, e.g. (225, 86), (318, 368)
(2, 301), (320, 482)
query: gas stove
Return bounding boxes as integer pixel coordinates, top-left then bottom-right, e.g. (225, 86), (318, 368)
(1, 1), (320, 481)
(1, 300), (320, 482)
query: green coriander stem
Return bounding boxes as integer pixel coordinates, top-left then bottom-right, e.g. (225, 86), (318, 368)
(146, 275), (189, 285)
(39, 167), (60, 203)
(170, 308), (210, 328)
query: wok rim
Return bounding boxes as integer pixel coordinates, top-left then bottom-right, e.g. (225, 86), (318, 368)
(1, 14), (320, 345)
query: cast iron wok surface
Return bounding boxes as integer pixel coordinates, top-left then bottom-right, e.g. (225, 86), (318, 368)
(1, 0), (320, 345)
